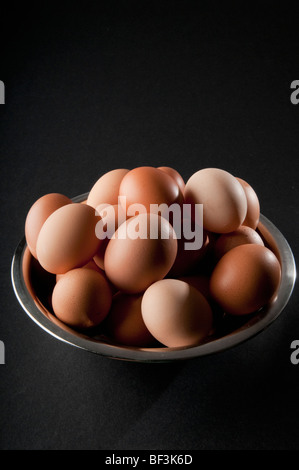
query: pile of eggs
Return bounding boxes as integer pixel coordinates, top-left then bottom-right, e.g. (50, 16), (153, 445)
(24, 166), (282, 349)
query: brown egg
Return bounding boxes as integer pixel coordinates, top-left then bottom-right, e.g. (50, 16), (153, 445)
(104, 213), (178, 294)
(157, 166), (186, 194)
(36, 203), (101, 274)
(86, 168), (129, 209)
(93, 204), (127, 270)
(141, 279), (213, 348)
(25, 193), (72, 258)
(119, 166), (183, 215)
(213, 225), (264, 261)
(235, 177), (260, 229)
(104, 292), (155, 347)
(184, 168), (247, 233)
(210, 244), (281, 315)
(52, 268), (112, 329)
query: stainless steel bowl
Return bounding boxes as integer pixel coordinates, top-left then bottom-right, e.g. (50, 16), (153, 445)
(11, 193), (296, 362)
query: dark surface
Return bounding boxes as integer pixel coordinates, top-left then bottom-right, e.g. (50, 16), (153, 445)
(1, 0), (298, 450)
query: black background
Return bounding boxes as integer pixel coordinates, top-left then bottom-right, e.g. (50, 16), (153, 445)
(1, 0), (299, 450)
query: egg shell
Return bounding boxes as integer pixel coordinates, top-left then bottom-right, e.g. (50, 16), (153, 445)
(104, 213), (178, 294)
(104, 292), (155, 347)
(141, 279), (213, 348)
(52, 268), (112, 329)
(213, 225), (264, 261)
(184, 168), (247, 233)
(36, 203), (101, 274)
(157, 166), (186, 194)
(86, 168), (129, 209)
(119, 166), (183, 215)
(25, 193), (72, 259)
(235, 177), (260, 229)
(210, 244), (281, 315)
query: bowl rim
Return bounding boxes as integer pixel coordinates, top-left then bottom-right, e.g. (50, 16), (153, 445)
(11, 193), (297, 362)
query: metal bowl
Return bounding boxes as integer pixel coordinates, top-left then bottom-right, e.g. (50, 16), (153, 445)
(11, 193), (296, 362)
